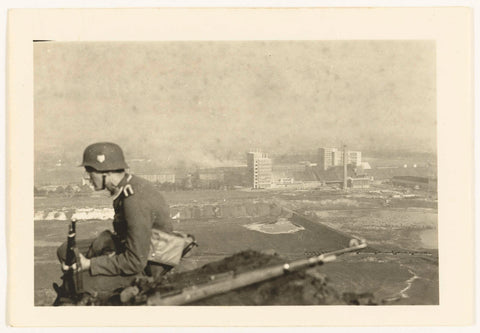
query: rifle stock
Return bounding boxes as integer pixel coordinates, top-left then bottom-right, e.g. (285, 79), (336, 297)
(147, 239), (367, 306)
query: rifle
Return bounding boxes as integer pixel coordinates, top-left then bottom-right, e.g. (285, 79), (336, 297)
(147, 238), (367, 305)
(65, 218), (77, 267)
(53, 218), (83, 305)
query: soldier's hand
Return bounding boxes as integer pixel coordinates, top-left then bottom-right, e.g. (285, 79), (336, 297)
(60, 254), (91, 272)
(77, 253), (91, 272)
(61, 261), (77, 272)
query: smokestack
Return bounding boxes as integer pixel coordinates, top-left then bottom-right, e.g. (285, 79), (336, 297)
(343, 144), (347, 191)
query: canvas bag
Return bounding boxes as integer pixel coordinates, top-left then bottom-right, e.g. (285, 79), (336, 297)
(147, 229), (190, 266)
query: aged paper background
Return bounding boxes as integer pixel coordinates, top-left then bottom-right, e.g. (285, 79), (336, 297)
(7, 7), (474, 327)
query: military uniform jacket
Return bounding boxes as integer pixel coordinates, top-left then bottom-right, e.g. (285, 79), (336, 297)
(90, 174), (173, 276)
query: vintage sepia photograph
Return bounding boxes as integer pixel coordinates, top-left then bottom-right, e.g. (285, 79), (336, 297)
(7, 7), (474, 327)
(33, 40), (438, 306)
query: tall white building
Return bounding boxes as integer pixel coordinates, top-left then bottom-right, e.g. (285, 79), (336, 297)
(246, 151), (272, 189)
(347, 151), (362, 166)
(318, 147), (362, 170)
(318, 148), (337, 170)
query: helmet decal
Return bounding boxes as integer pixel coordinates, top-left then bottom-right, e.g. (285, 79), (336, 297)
(97, 154), (106, 163)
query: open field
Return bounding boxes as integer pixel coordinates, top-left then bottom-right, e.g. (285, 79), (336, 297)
(34, 188), (438, 306)
(34, 189), (275, 210)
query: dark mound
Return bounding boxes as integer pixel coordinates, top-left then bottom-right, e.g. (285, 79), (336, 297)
(74, 250), (377, 306)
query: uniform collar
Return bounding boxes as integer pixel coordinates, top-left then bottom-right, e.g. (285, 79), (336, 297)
(112, 173), (132, 200)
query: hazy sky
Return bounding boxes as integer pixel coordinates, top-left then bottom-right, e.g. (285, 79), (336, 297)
(34, 41), (436, 167)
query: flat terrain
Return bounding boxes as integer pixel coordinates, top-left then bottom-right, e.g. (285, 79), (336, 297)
(34, 187), (438, 306)
(34, 189), (274, 210)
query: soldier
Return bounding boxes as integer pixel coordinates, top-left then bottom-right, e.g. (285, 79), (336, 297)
(56, 142), (195, 300)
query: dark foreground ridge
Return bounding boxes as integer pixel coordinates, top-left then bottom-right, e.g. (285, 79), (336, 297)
(62, 250), (378, 306)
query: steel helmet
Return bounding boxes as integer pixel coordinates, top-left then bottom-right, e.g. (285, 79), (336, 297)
(80, 142), (129, 171)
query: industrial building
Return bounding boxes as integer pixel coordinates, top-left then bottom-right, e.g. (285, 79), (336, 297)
(392, 176), (437, 191)
(196, 169), (225, 181)
(136, 173), (175, 184)
(193, 169), (225, 189)
(318, 147), (362, 170)
(347, 177), (372, 189)
(247, 151), (272, 189)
